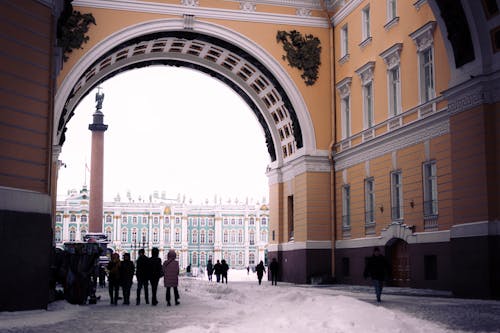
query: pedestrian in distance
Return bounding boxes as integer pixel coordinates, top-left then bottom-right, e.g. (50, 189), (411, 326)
(135, 248), (150, 305)
(269, 258), (279, 286)
(163, 249), (180, 306)
(221, 259), (229, 284)
(120, 252), (135, 305)
(206, 259), (214, 281)
(106, 252), (121, 305)
(149, 247), (163, 306)
(255, 260), (266, 285)
(247, 266), (250, 275)
(363, 247), (390, 303)
(213, 260), (222, 283)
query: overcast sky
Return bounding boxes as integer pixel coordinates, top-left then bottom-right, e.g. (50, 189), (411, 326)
(56, 66), (270, 204)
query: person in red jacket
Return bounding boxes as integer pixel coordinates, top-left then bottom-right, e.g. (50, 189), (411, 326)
(162, 249), (180, 306)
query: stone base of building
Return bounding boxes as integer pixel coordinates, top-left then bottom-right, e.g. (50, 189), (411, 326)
(268, 243), (332, 284)
(0, 210), (52, 311)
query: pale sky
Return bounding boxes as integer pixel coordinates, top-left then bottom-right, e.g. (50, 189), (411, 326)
(56, 66), (270, 204)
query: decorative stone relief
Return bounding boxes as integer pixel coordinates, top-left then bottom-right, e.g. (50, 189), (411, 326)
(183, 14), (195, 30)
(296, 8), (311, 16)
(379, 43), (402, 70)
(336, 77), (352, 98)
(181, 0), (199, 7)
(240, 2), (256, 12)
(355, 61), (375, 85)
(409, 21), (436, 52)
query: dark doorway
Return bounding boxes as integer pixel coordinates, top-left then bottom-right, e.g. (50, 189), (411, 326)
(387, 238), (410, 287)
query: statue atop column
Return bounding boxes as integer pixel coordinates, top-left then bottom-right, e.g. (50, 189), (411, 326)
(95, 86), (104, 111)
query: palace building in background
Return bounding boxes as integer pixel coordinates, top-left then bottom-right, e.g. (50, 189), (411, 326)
(1, 0), (498, 310)
(55, 187), (269, 269)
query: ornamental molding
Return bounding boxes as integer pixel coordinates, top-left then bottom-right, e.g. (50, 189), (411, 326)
(229, 0), (324, 9)
(296, 8), (311, 17)
(332, 0), (363, 26)
(409, 21), (436, 52)
(379, 43), (402, 69)
(335, 76), (352, 98)
(240, 2), (256, 12)
(355, 61), (375, 85)
(267, 152), (331, 185)
(183, 14), (195, 29)
(73, 0), (329, 28)
(334, 111), (450, 171)
(181, 0), (199, 7)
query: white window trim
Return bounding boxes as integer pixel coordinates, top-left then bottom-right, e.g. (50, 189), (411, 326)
(410, 22), (437, 104)
(361, 5), (371, 42)
(423, 160), (438, 216)
(380, 43), (403, 117)
(355, 61), (376, 129)
(340, 24), (349, 59)
(385, 0), (399, 30)
(391, 171), (403, 221)
(336, 77), (352, 139)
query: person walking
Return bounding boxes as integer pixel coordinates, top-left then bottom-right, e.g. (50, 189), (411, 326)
(255, 260), (266, 285)
(221, 259), (229, 284)
(269, 258), (279, 286)
(119, 252), (135, 305)
(206, 259), (214, 281)
(363, 247), (390, 303)
(149, 247), (163, 306)
(135, 248), (150, 305)
(106, 252), (121, 305)
(213, 260), (222, 283)
(163, 249), (180, 306)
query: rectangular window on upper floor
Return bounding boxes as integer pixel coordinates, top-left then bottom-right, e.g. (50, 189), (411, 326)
(340, 24), (349, 59)
(420, 47), (435, 103)
(363, 81), (374, 128)
(423, 161), (438, 216)
(341, 95), (351, 139)
(361, 6), (371, 42)
(388, 66), (401, 116)
(391, 171), (403, 221)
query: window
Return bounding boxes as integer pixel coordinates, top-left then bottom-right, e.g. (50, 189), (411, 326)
(223, 218), (228, 226)
(342, 185), (351, 228)
(288, 195), (294, 241)
(106, 215), (112, 223)
(200, 230), (206, 244)
(143, 216), (148, 224)
(80, 228), (87, 240)
(122, 216), (127, 223)
(131, 229), (138, 243)
(208, 218), (214, 227)
(420, 48), (435, 103)
(363, 81), (374, 128)
(105, 227), (112, 241)
(69, 228), (76, 241)
(362, 6), (371, 41)
(81, 215), (88, 223)
(249, 217), (255, 225)
(249, 231), (255, 245)
(175, 217), (180, 225)
(261, 217), (267, 226)
(70, 214), (76, 222)
(164, 216), (170, 225)
(175, 228), (180, 243)
(238, 218), (243, 225)
(192, 252), (198, 266)
(231, 218), (235, 225)
(230, 230), (236, 243)
(260, 230), (268, 242)
(201, 218), (206, 226)
(337, 77), (352, 140)
(55, 227), (61, 242)
(249, 252), (255, 265)
(192, 230), (198, 244)
(56, 215), (62, 222)
(200, 252), (206, 267)
(153, 217), (159, 224)
(238, 252), (244, 266)
(208, 230), (214, 244)
(388, 66), (401, 116)
(340, 24), (348, 58)
(423, 161), (438, 216)
(141, 229), (147, 243)
(410, 22), (436, 104)
(365, 178), (375, 224)
(387, 0), (397, 22)
(121, 228), (128, 242)
(223, 230), (228, 243)
(153, 229), (159, 243)
(238, 230), (243, 243)
(391, 171), (403, 220)
(193, 218), (198, 227)
(164, 228), (171, 243)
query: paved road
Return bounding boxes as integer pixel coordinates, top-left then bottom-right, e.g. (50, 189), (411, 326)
(306, 285), (500, 332)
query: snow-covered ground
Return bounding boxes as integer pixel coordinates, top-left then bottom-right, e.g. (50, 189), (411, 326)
(0, 270), (488, 333)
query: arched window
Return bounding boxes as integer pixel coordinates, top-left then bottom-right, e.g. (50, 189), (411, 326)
(164, 228), (171, 243)
(164, 216), (170, 225)
(260, 230), (268, 242)
(261, 217), (267, 226)
(208, 230), (214, 244)
(80, 228), (87, 240)
(192, 252), (198, 266)
(153, 217), (159, 224)
(106, 215), (112, 223)
(223, 218), (228, 225)
(201, 218), (206, 226)
(55, 227), (61, 242)
(223, 230), (228, 243)
(56, 215), (62, 222)
(238, 218), (243, 225)
(200, 252), (206, 266)
(105, 227), (112, 241)
(200, 230), (206, 244)
(249, 252), (255, 265)
(122, 216), (127, 223)
(121, 228), (128, 242)
(131, 229), (137, 243)
(69, 228), (76, 241)
(175, 228), (180, 243)
(70, 215), (76, 222)
(208, 218), (214, 226)
(141, 229), (147, 243)
(133, 216), (137, 224)
(81, 215), (87, 223)
(230, 252), (236, 266)
(249, 217), (255, 225)
(238, 230), (243, 243)
(153, 228), (159, 243)
(238, 252), (243, 266)
(142, 216), (148, 224)
(231, 218), (235, 225)
(192, 230), (198, 244)
(175, 217), (180, 225)
(249, 231), (255, 245)
(230, 230), (236, 243)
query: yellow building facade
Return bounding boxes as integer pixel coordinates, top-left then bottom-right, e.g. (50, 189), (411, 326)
(0, 0), (499, 310)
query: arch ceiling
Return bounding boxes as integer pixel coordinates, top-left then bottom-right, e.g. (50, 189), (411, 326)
(55, 19), (317, 167)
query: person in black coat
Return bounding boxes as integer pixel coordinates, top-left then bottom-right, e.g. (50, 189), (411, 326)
(269, 258), (279, 286)
(149, 247), (163, 306)
(135, 248), (150, 305)
(364, 247), (390, 302)
(255, 261), (266, 285)
(120, 253), (135, 305)
(221, 259), (229, 284)
(213, 260), (222, 283)
(206, 259), (214, 281)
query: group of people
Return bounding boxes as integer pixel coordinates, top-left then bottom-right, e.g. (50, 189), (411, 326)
(206, 259), (230, 283)
(255, 258), (279, 285)
(106, 247), (180, 306)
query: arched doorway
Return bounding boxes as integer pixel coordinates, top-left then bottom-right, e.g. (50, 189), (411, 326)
(386, 238), (410, 287)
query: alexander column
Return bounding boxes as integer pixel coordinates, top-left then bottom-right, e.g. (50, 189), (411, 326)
(88, 87), (108, 235)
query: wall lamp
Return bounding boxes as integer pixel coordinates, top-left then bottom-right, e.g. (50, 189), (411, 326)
(379, 204), (384, 213)
(410, 199), (415, 208)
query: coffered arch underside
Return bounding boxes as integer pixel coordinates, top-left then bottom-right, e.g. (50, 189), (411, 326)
(56, 21), (319, 167)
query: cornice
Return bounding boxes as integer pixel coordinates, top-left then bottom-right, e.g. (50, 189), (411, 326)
(334, 110), (450, 171)
(267, 152), (331, 185)
(332, 0), (363, 26)
(226, 0), (324, 9)
(73, 0), (330, 28)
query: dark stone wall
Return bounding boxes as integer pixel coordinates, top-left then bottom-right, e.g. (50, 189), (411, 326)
(269, 248), (332, 284)
(0, 210), (52, 311)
